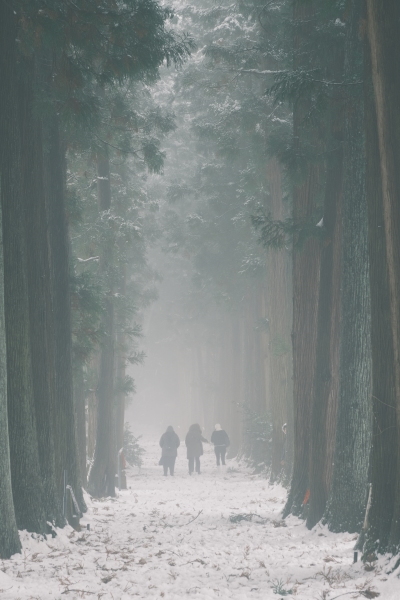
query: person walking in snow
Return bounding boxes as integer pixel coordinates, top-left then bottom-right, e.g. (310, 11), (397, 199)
(159, 425), (180, 476)
(211, 424), (230, 466)
(185, 423), (208, 475)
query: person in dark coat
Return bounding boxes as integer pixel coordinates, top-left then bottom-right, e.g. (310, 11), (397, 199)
(185, 423), (208, 475)
(159, 426), (180, 476)
(211, 423), (230, 466)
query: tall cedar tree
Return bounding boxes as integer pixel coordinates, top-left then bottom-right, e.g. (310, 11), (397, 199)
(0, 3), (21, 559)
(23, 62), (64, 526)
(283, 0), (324, 518)
(307, 8), (344, 529)
(0, 203), (20, 557)
(264, 158), (293, 483)
(365, 0), (400, 553)
(324, 0), (372, 535)
(44, 111), (86, 515)
(87, 152), (117, 498)
(0, 2), (47, 535)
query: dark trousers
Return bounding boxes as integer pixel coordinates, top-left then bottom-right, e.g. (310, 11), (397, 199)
(163, 456), (176, 476)
(215, 446), (226, 466)
(188, 456), (200, 474)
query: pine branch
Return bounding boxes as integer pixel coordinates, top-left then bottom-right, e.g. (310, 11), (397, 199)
(252, 208), (326, 249)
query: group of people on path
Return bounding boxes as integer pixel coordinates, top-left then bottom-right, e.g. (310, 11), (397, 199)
(159, 423), (230, 476)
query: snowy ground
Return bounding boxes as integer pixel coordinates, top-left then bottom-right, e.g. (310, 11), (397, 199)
(1, 438), (399, 600)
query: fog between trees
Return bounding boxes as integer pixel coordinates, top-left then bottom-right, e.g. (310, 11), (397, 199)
(0, 0), (400, 565)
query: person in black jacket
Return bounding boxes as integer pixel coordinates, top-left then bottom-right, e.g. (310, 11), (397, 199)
(159, 426), (180, 476)
(211, 424), (230, 466)
(185, 423), (208, 475)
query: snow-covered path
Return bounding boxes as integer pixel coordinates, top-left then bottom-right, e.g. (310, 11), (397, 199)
(1, 438), (397, 599)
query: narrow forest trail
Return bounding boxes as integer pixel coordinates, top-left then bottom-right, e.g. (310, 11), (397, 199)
(0, 438), (396, 599)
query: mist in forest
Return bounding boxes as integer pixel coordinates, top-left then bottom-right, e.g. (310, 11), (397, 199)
(1, 0), (400, 574)
(127, 269), (193, 437)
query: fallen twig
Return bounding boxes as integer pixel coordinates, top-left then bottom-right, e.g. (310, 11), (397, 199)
(181, 509), (203, 526)
(164, 549), (182, 557)
(62, 589), (95, 595)
(329, 590), (380, 600)
(180, 558), (207, 566)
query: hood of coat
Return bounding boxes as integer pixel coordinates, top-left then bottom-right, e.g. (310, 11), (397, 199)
(166, 426), (174, 433)
(188, 423), (202, 435)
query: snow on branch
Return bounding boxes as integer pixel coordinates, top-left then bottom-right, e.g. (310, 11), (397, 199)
(231, 68), (284, 75)
(77, 256), (100, 263)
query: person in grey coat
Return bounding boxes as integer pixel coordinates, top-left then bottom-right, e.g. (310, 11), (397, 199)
(159, 426), (180, 476)
(185, 423), (208, 475)
(211, 423), (230, 466)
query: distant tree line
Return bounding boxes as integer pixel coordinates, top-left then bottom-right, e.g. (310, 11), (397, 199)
(140, 0), (400, 559)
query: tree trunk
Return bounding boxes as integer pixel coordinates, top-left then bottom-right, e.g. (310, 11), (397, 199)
(0, 6), (46, 532)
(307, 39), (344, 528)
(364, 0), (400, 553)
(283, 0), (324, 518)
(284, 185), (322, 518)
(44, 113), (86, 514)
(115, 264), (127, 461)
(115, 343), (126, 455)
(230, 318), (243, 456)
(0, 0), (22, 558)
(325, 0), (372, 534)
(0, 206), (20, 556)
(88, 153), (116, 498)
(87, 386), (98, 465)
(74, 365), (87, 489)
(265, 158), (293, 483)
(21, 59), (64, 526)
(115, 261), (127, 490)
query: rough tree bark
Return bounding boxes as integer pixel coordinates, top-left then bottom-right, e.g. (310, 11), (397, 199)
(283, 0), (323, 518)
(0, 4), (46, 533)
(21, 60), (64, 526)
(265, 158), (293, 483)
(307, 37), (344, 529)
(0, 203), (20, 557)
(88, 152), (116, 498)
(87, 386), (98, 465)
(0, 0), (22, 558)
(74, 365), (87, 489)
(44, 113), (86, 513)
(365, 0), (400, 553)
(230, 318), (243, 456)
(325, 0), (372, 534)
(115, 264), (127, 467)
